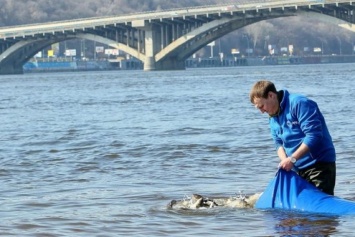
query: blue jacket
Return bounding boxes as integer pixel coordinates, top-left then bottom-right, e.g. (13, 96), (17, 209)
(269, 90), (336, 170)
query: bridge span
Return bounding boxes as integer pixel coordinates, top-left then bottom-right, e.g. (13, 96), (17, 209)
(0, 0), (354, 74)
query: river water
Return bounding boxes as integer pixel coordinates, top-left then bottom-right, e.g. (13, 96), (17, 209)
(1, 64), (355, 236)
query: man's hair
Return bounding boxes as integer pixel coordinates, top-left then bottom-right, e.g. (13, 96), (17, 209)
(249, 80), (277, 104)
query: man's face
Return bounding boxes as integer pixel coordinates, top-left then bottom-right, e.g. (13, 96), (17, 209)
(253, 92), (279, 116)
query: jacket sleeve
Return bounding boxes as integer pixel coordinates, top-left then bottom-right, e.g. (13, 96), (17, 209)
(292, 98), (323, 149)
(270, 119), (283, 151)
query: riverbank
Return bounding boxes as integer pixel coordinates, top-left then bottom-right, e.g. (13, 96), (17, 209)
(23, 58), (143, 73)
(185, 54), (355, 68)
(22, 54), (355, 73)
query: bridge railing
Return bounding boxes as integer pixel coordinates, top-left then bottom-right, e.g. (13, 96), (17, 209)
(0, 0), (351, 39)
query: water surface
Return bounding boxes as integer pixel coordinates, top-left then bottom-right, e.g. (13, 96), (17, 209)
(1, 64), (355, 236)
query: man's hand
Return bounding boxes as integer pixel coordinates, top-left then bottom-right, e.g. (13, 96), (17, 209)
(278, 158), (294, 171)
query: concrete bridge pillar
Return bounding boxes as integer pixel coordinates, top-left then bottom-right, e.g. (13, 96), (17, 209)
(0, 63), (24, 75)
(134, 21), (160, 71)
(144, 56), (156, 71)
(144, 27), (186, 71)
(143, 27), (157, 71)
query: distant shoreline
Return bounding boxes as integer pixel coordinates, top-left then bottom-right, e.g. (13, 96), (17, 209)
(185, 54), (355, 68)
(22, 54), (355, 73)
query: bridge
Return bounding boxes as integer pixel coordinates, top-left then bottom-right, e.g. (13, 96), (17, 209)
(0, 0), (354, 74)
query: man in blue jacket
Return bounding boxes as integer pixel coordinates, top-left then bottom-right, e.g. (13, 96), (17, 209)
(249, 80), (336, 195)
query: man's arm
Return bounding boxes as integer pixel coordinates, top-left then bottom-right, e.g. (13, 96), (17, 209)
(278, 143), (310, 171)
(277, 146), (287, 161)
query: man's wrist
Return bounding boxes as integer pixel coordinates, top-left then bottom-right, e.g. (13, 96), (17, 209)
(289, 156), (297, 163)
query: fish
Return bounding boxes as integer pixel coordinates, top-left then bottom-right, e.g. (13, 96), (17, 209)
(167, 193), (262, 210)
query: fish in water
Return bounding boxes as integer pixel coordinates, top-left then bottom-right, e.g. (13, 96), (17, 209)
(167, 193), (262, 210)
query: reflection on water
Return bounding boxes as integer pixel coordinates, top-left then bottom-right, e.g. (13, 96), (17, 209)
(266, 211), (339, 236)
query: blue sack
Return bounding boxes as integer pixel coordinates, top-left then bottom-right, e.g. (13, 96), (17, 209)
(255, 169), (355, 215)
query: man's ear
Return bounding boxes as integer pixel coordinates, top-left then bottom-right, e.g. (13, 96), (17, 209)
(268, 91), (274, 99)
